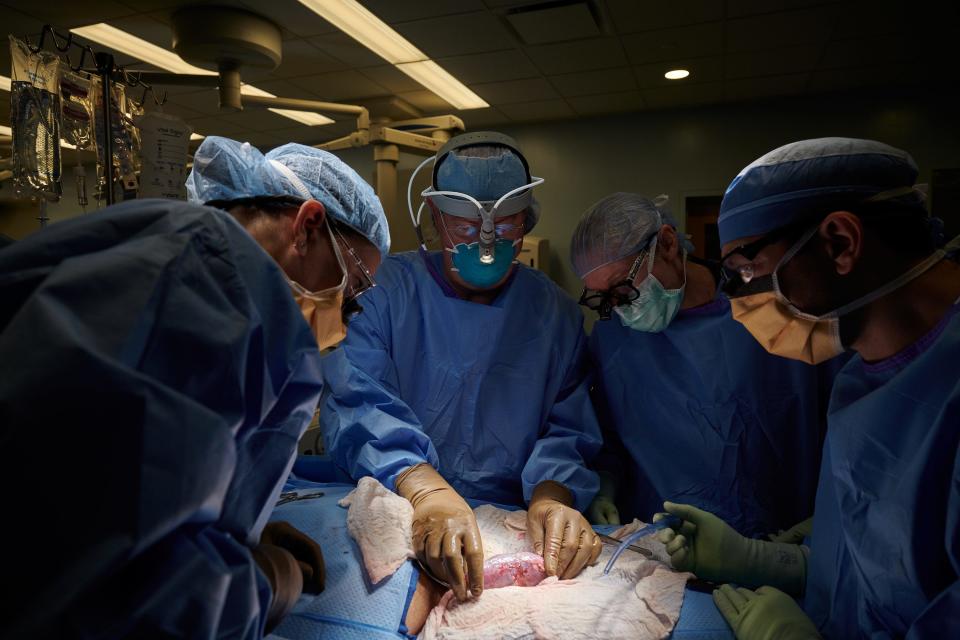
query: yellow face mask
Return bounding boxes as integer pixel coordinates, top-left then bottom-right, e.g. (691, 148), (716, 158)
(729, 226), (951, 365)
(288, 219), (349, 350)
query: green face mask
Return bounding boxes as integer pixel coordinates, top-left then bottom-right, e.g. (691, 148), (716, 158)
(615, 238), (686, 333)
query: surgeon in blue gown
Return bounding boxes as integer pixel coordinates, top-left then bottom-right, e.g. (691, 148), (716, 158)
(570, 193), (836, 538)
(0, 137), (390, 638)
(320, 131), (602, 602)
(657, 138), (960, 639)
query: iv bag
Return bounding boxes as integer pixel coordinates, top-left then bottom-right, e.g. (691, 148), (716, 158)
(9, 35), (62, 201)
(60, 69), (96, 152)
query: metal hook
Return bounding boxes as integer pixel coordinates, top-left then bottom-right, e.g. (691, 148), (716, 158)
(155, 89), (168, 106)
(137, 85), (149, 108)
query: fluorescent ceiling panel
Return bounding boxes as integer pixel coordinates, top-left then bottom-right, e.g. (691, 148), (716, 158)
(71, 24), (333, 125)
(296, 0), (488, 109)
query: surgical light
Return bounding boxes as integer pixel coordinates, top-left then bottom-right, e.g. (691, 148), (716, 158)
(70, 23), (334, 126)
(664, 69), (690, 80)
(296, 0), (488, 110)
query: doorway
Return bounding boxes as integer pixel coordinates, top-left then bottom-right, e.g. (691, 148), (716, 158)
(685, 195), (723, 261)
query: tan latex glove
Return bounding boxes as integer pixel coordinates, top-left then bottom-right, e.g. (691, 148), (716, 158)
(526, 480), (602, 579)
(261, 521), (326, 593)
(396, 463), (484, 601)
(252, 543), (302, 633)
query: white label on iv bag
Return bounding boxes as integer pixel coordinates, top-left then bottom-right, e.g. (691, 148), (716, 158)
(135, 111), (192, 199)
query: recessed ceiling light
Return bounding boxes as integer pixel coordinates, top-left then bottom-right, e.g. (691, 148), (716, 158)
(664, 69), (690, 80)
(70, 24), (333, 125)
(297, 0), (488, 110)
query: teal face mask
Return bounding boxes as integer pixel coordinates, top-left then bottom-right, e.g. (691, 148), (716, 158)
(449, 238), (519, 288)
(615, 238), (686, 332)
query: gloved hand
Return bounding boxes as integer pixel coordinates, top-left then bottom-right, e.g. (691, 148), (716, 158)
(713, 584), (822, 640)
(587, 471), (620, 525)
(527, 480), (602, 579)
(768, 517), (813, 545)
(260, 521), (326, 593)
(252, 542), (303, 632)
(654, 502), (807, 596)
(396, 463), (484, 601)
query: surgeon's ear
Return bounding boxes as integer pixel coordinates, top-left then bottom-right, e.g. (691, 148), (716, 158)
(658, 225), (679, 260)
(293, 200), (326, 255)
(819, 211), (862, 276)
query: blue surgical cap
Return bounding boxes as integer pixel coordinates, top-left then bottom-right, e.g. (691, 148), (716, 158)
(434, 143), (540, 232)
(718, 137), (920, 246)
(436, 150), (528, 201)
(570, 192), (695, 279)
(186, 136), (390, 257)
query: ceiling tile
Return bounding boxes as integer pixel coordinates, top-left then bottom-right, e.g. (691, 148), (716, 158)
(621, 22), (722, 65)
(807, 63), (913, 93)
(498, 99), (574, 122)
(243, 40), (347, 83)
(289, 70), (389, 101)
(397, 89), (456, 113)
(167, 89), (220, 114)
(456, 106), (511, 128)
(232, 108), (310, 132)
(108, 14), (175, 49)
(472, 77), (559, 104)
(507, 2), (600, 45)
(358, 65), (424, 94)
(633, 57), (723, 88)
(435, 50), (540, 84)
(155, 101), (205, 121)
(726, 6), (840, 52)
(525, 38), (627, 75)
(724, 73), (810, 102)
(393, 11), (516, 58)
(819, 36), (916, 70)
(726, 0), (839, 19)
(243, 78), (325, 101)
(9, 2), (138, 29)
(831, 0), (915, 39)
(725, 45), (822, 79)
(117, 0), (190, 10)
(237, 0), (340, 38)
(549, 67), (636, 97)
(607, 0), (723, 33)
(360, 0), (487, 23)
(641, 81), (724, 109)
(308, 32), (386, 68)
(184, 114), (250, 137)
(568, 91), (645, 116)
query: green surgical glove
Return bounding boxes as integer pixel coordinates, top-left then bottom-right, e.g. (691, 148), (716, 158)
(713, 584), (821, 640)
(587, 471), (620, 525)
(654, 502), (808, 596)
(768, 518), (813, 545)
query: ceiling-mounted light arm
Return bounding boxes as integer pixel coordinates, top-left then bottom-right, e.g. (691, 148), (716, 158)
(242, 94), (370, 132)
(135, 71), (220, 87)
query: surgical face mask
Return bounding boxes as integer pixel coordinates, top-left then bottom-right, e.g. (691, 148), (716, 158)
(440, 215), (521, 289)
(729, 225), (951, 364)
(288, 219), (350, 350)
(615, 237), (686, 332)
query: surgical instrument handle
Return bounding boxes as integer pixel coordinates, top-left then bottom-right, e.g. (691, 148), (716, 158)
(602, 514), (681, 576)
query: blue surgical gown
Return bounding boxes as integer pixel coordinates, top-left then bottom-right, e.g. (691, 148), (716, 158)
(0, 200), (324, 638)
(320, 251), (601, 510)
(590, 293), (837, 536)
(804, 300), (960, 638)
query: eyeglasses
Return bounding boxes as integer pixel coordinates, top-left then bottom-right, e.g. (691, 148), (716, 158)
(719, 219), (810, 296)
(447, 221), (525, 241)
(578, 249), (649, 320)
(331, 222), (376, 308)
